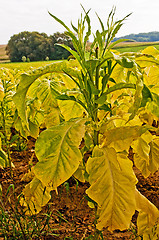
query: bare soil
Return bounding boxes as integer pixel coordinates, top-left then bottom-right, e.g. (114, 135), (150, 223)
(0, 137), (159, 239)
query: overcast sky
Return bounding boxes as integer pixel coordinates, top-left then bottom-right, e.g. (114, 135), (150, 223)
(0, 0), (159, 44)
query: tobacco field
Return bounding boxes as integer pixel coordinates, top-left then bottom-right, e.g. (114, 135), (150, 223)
(0, 8), (159, 240)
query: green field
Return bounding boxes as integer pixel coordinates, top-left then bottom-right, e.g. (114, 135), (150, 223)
(113, 41), (159, 53)
(0, 60), (59, 71)
(1, 41), (159, 68)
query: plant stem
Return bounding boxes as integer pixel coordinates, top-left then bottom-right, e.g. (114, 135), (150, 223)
(93, 55), (100, 146)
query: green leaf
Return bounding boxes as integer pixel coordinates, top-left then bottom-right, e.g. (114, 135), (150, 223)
(140, 84), (153, 108)
(0, 149), (9, 169)
(34, 118), (86, 189)
(98, 103), (111, 112)
(128, 73), (143, 121)
(85, 59), (99, 78)
(96, 83), (136, 104)
(86, 146), (137, 231)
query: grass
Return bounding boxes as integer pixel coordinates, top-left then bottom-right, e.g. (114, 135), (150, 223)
(0, 60), (59, 71)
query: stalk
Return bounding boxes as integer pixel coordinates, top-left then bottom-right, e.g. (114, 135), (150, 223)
(93, 49), (100, 146)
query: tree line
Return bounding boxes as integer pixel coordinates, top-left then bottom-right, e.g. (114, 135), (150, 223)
(114, 31), (159, 42)
(6, 31), (74, 62)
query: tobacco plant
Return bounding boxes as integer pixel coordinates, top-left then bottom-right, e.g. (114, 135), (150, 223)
(13, 7), (159, 238)
(0, 68), (16, 173)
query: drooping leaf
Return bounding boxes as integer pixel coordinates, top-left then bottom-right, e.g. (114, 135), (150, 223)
(135, 189), (159, 238)
(132, 133), (159, 177)
(73, 161), (85, 182)
(34, 118), (86, 189)
(13, 61), (81, 129)
(137, 212), (159, 240)
(101, 125), (151, 152)
(86, 146), (137, 231)
(149, 137), (159, 174)
(21, 177), (52, 214)
(132, 131), (153, 177)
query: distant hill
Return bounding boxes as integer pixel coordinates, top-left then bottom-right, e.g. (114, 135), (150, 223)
(114, 31), (159, 42)
(0, 44), (9, 62)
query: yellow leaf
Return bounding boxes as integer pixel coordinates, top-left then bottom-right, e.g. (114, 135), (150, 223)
(73, 162), (85, 182)
(21, 177), (52, 214)
(101, 125), (149, 152)
(149, 137), (159, 174)
(34, 118), (86, 189)
(58, 100), (84, 121)
(132, 134), (159, 177)
(132, 131), (153, 177)
(135, 189), (159, 238)
(142, 46), (159, 58)
(86, 146), (137, 231)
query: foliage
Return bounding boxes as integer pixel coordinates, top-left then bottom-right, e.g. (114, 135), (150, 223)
(6, 31), (74, 62)
(12, 7), (159, 237)
(0, 68), (17, 172)
(49, 32), (75, 60)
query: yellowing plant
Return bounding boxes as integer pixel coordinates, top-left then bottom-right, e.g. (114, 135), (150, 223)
(13, 7), (159, 238)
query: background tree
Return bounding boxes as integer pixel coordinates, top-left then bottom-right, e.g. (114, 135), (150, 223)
(49, 32), (75, 60)
(6, 31), (74, 62)
(6, 31), (51, 62)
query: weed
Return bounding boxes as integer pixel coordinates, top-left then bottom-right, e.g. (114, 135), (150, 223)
(0, 184), (59, 240)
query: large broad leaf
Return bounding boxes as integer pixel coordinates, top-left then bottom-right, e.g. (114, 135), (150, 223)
(101, 125), (151, 152)
(34, 118), (86, 189)
(86, 146), (137, 231)
(13, 61), (80, 129)
(149, 137), (159, 174)
(58, 100), (84, 121)
(132, 133), (159, 177)
(135, 189), (159, 238)
(141, 46), (159, 58)
(21, 177), (52, 214)
(132, 131), (153, 177)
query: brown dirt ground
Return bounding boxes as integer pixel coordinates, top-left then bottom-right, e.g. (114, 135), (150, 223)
(0, 137), (159, 239)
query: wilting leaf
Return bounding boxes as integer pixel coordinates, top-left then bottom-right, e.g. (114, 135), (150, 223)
(21, 177), (52, 214)
(34, 118), (86, 189)
(132, 131), (153, 177)
(132, 133), (159, 177)
(13, 61), (80, 129)
(101, 125), (151, 152)
(86, 146), (137, 231)
(135, 189), (159, 238)
(149, 137), (159, 174)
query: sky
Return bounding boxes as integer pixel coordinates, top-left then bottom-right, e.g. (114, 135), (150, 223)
(0, 0), (159, 44)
